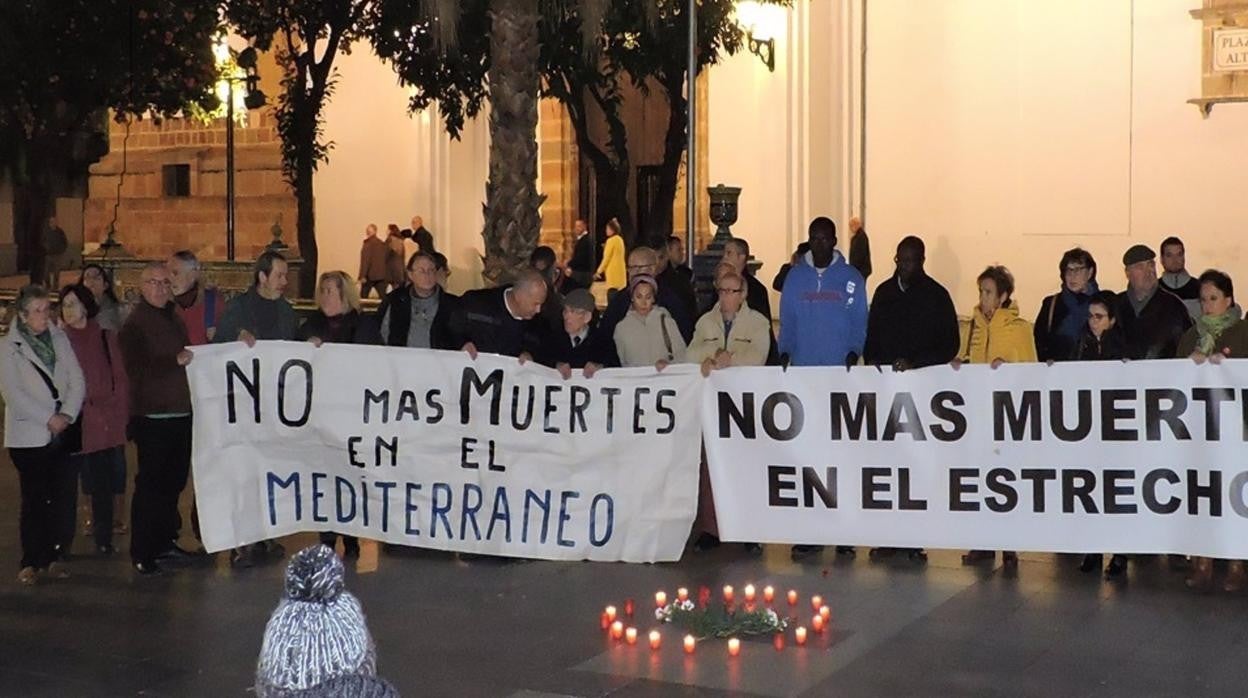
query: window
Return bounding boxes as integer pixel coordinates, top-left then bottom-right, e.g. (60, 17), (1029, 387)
(162, 164), (191, 197)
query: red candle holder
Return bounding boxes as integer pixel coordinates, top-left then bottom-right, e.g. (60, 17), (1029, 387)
(763, 585), (775, 603)
(787, 590), (798, 606)
(773, 633), (785, 651)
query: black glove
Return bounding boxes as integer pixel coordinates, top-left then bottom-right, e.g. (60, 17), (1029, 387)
(845, 351), (860, 370)
(779, 353), (791, 372)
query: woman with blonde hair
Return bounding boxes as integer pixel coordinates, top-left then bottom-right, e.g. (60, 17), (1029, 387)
(594, 218), (627, 293)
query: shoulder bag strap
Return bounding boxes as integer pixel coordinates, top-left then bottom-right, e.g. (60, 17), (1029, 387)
(659, 312), (674, 361)
(25, 355), (62, 411)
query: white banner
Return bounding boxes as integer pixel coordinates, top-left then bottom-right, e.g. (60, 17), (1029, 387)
(187, 342), (701, 562)
(704, 360), (1248, 559)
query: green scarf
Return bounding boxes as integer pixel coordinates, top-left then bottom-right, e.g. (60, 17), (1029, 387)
(17, 320), (56, 373)
(1196, 312), (1238, 355)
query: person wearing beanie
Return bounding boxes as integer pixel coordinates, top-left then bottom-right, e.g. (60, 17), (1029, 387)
(1115, 244), (1191, 360)
(612, 274), (687, 369)
(256, 545), (395, 697)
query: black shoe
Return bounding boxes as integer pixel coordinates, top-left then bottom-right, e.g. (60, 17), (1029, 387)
(743, 542), (763, 555)
(835, 546), (856, 557)
(791, 544), (825, 561)
(1105, 555), (1128, 578)
(693, 533), (721, 553)
(905, 548), (928, 562)
(157, 544), (205, 562)
(1002, 551), (1019, 569)
(97, 544), (115, 556)
(344, 541), (361, 558)
(1167, 554), (1191, 571)
(962, 550), (994, 565)
(230, 547), (255, 568)
(869, 547), (896, 558)
(258, 541), (286, 558)
(1079, 554), (1103, 573)
(133, 560), (163, 576)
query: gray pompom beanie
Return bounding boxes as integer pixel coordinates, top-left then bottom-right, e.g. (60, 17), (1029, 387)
(255, 545), (377, 697)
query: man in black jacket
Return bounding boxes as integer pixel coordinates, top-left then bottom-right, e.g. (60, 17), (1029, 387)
(537, 289), (615, 376)
(1159, 236), (1201, 319)
(864, 236), (960, 372)
(449, 269), (548, 360)
(1116, 244), (1192, 360)
(863, 236), (959, 563)
(564, 219), (595, 290)
(376, 252), (458, 350)
(650, 234), (699, 327)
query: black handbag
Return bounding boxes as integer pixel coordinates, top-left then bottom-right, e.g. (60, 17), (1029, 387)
(26, 356), (82, 454)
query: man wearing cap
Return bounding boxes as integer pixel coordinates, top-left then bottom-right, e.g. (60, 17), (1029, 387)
(537, 289), (615, 378)
(1116, 244), (1192, 360)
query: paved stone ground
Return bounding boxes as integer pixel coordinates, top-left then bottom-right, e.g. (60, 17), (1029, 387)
(2, 453), (1247, 697)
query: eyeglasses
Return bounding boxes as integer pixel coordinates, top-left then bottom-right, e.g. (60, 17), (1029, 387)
(716, 287), (744, 294)
(143, 279), (172, 287)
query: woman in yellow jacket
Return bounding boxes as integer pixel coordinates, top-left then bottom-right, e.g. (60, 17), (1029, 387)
(955, 265), (1037, 569)
(594, 218), (627, 293)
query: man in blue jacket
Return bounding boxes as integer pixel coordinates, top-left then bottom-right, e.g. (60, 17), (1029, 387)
(778, 216), (867, 561)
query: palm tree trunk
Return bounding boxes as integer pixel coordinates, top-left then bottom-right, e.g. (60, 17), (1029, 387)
(482, 0), (545, 285)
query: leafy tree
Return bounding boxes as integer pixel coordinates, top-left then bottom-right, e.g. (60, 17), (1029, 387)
(224, 0), (373, 290)
(372, 0), (787, 278)
(0, 0), (220, 272)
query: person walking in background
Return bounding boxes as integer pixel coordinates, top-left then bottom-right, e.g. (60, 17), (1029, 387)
(1116, 244), (1192, 360)
(59, 284), (129, 557)
(41, 217), (70, 290)
(0, 285), (84, 585)
(847, 216), (872, 281)
(1175, 269), (1248, 592)
(406, 215), (436, 254)
(167, 250), (223, 345)
(956, 264), (1037, 570)
(358, 223), (390, 299)
(1034, 248), (1102, 363)
(565, 219), (595, 290)
(79, 264), (124, 332)
(384, 224), (407, 292)
(595, 217), (627, 294)
(120, 264), (196, 576)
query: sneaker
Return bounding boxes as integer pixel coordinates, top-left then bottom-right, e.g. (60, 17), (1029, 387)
(17, 567), (37, 586)
(790, 544), (825, 561)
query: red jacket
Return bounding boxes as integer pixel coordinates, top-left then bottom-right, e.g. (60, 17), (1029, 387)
(174, 284), (224, 346)
(63, 320), (129, 454)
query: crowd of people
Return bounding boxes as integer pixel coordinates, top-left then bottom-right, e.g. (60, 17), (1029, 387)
(0, 213), (1242, 595)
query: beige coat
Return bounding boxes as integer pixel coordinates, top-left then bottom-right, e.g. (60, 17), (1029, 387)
(614, 307), (687, 367)
(0, 326), (85, 448)
(687, 304), (771, 366)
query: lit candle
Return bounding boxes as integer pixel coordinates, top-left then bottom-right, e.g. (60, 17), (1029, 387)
(605, 606), (617, 622)
(743, 584), (756, 602)
(683, 635), (696, 654)
(723, 585), (734, 603)
(677, 587), (689, 603)
(649, 630), (662, 650)
(655, 591), (668, 608)
(810, 595), (823, 612)
(611, 621), (624, 640)
(624, 598), (635, 617)
(600, 612), (610, 630)
(625, 627), (638, 645)
(811, 615), (824, 633)
(819, 605), (831, 621)
(795, 627), (808, 645)
(787, 590), (798, 606)
(763, 585), (775, 603)
(728, 638), (741, 657)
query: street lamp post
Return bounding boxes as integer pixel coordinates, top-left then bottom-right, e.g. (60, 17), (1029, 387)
(219, 44), (265, 262)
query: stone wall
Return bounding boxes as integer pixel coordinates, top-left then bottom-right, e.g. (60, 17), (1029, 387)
(83, 110), (298, 263)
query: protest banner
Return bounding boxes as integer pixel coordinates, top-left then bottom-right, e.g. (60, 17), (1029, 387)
(703, 360), (1248, 558)
(187, 342), (701, 562)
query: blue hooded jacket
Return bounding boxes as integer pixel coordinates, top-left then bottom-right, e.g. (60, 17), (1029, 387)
(778, 250), (868, 366)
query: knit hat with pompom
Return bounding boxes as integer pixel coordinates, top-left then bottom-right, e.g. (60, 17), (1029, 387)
(255, 545), (377, 697)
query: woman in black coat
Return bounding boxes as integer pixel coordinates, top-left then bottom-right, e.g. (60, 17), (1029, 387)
(1036, 248), (1104, 363)
(297, 271), (375, 557)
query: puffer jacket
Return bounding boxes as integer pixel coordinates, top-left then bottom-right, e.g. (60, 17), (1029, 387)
(959, 302), (1038, 364)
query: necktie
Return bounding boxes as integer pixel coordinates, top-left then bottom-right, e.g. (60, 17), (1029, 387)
(573, 336), (582, 347)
